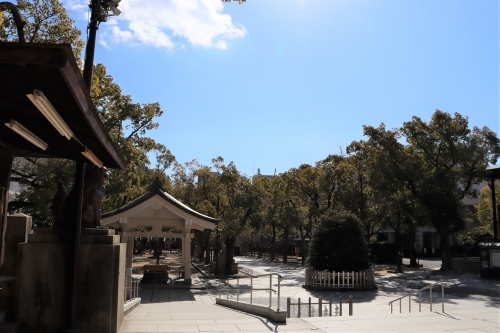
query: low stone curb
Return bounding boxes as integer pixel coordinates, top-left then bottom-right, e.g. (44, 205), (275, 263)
(123, 298), (141, 316)
(216, 298), (287, 323)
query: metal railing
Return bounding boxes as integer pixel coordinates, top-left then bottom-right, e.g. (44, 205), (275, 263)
(388, 282), (447, 314)
(216, 272), (283, 311)
(125, 268), (140, 302)
(286, 296), (353, 318)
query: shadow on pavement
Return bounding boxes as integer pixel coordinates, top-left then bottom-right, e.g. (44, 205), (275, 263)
(234, 256), (500, 309)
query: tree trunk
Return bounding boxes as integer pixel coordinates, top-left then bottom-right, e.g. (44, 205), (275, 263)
(204, 234), (210, 265)
(271, 225), (276, 261)
(299, 230), (306, 265)
(408, 230), (418, 266)
(282, 228), (289, 264)
(395, 229), (402, 272)
(440, 233), (453, 271)
(225, 236), (235, 274)
(258, 230), (263, 258)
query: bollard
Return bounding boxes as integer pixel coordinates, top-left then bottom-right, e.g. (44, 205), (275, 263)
(319, 297), (322, 317)
(441, 284), (445, 313)
(418, 291), (421, 312)
(340, 296), (342, 316)
(399, 298), (401, 313)
(287, 298), (290, 318)
(269, 275), (272, 308)
(298, 298), (301, 318)
(237, 279), (239, 302)
(349, 296), (353, 316)
(409, 293), (411, 313)
(250, 278), (253, 304)
(329, 297), (332, 317)
(430, 286), (432, 312)
(278, 276), (281, 312)
(308, 297), (312, 317)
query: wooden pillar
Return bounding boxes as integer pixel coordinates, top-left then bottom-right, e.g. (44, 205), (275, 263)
(183, 219), (192, 281)
(126, 236), (134, 269)
(119, 218), (133, 269)
(184, 232), (191, 280)
(181, 235), (186, 268)
(0, 146), (14, 272)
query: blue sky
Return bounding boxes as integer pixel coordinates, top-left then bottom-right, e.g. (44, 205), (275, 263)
(66, 0), (499, 177)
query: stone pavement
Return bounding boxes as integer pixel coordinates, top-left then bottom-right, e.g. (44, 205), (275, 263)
(120, 256), (500, 333)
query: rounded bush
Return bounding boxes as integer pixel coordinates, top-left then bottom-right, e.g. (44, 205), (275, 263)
(307, 212), (371, 272)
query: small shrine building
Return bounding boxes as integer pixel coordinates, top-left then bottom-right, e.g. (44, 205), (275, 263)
(101, 178), (218, 284)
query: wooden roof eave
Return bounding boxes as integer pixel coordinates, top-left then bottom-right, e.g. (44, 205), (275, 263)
(57, 48), (126, 170)
(0, 42), (127, 170)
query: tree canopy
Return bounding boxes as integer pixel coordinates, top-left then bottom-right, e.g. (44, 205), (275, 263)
(308, 212), (371, 272)
(476, 182), (500, 236)
(359, 111), (500, 270)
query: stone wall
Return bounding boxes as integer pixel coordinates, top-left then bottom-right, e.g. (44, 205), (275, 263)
(16, 228), (125, 333)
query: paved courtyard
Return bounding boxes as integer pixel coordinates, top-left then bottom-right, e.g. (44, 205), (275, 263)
(120, 255), (500, 333)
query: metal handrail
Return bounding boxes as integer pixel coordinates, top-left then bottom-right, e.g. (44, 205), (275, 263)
(286, 295), (353, 318)
(124, 269), (140, 302)
(216, 273), (283, 311)
(388, 281), (447, 314)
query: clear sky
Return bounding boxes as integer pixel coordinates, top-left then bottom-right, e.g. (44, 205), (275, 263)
(66, 0), (499, 177)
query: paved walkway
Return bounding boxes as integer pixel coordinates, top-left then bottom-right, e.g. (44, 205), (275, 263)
(120, 256), (500, 333)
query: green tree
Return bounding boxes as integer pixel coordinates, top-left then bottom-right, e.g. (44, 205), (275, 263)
(170, 157), (257, 273)
(215, 159), (257, 272)
(363, 111), (500, 271)
(476, 182), (500, 235)
(374, 175), (426, 270)
(9, 158), (75, 227)
(284, 157), (348, 264)
(90, 63), (175, 212)
(307, 211), (371, 272)
(343, 143), (385, 242)
(350, 129), (427, 268)
(252, 174), (303, 262)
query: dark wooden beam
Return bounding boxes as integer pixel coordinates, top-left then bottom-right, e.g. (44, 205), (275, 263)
(0, 46), (66, 66)
(0, 145), (13, 274)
